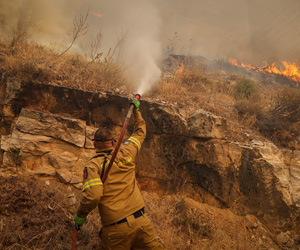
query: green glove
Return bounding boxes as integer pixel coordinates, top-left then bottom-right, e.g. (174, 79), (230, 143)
(130, 98), (140, 112)
(74, 214), (86, 230)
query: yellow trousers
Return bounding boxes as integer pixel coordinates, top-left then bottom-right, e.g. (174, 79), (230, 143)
(99, 213), (165, 250)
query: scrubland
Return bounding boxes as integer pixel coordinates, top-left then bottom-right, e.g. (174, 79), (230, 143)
(1, 26), (299, 150)
(0, 26), (300, 249)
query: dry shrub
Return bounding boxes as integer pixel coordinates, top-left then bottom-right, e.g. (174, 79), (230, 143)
(148, 68), (238, 121)
(234, 96), (263, 117)
(172, 197), (211, 238)
(179, 68), (208, 87)
(0, 28), (131, 94)
(0, 176), (102, 250)
(142, 192), (278, 250)
(9, 23), (30, 55)
(212, 80), (233, 96)
(177, 68), (235, 116)
(272, 87), (300, 123)
(271, 129), (293, 146)
(143, 193), (211, 250)
(257, 87), (300, 148)
(96, 61), (131, 90)
(150, 77), (189, 104)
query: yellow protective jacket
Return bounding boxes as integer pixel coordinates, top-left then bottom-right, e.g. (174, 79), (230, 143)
(77, 111), (146, 226)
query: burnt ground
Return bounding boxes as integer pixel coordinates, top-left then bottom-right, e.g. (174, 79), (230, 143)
(0, 175), (101, 250)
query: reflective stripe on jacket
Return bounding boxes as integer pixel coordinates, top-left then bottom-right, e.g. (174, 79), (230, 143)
(77, 111), (146, 225)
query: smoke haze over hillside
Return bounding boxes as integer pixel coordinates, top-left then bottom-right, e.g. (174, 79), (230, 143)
(0, 0), (299, 88)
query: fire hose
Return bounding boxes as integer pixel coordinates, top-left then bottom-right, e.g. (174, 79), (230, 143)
(101, 93), (141, 183)
(71, 94), (141, 250)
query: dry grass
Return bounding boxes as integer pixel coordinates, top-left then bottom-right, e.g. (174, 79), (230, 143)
(0, 26), (299, 150)
(142, 192), (279, 250)
(0, 176), (281, 250)
(1, 30), (297, 249)
(256, 87), (300, 148)
(149, 68), (236, 119)
(0, 29), (132, 94)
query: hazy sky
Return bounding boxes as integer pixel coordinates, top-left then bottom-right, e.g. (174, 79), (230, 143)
(1, 0), (299, 64)
(0, 0), (299, 91)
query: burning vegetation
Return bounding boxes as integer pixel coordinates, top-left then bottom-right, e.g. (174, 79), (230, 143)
(229, 59), (300, 86)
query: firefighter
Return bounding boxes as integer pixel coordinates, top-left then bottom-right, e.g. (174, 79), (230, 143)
(74, 98), (164, 250)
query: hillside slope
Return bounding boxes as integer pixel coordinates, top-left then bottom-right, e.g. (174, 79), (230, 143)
(0, 37), (300, 249)
(0, 176), (286, 250)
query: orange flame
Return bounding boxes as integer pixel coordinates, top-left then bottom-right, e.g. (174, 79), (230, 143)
(229, 59), (300, 86)
(175, 62), (185, 75)
(89, 10), (103, 18)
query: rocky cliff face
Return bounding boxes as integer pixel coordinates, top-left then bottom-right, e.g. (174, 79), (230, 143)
(1, 78), (299, 233)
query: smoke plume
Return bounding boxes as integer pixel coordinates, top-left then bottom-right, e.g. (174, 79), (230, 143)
(0, 0), (82, 43)
(1, 0), (300, 90)
(90, 0), (162, 95)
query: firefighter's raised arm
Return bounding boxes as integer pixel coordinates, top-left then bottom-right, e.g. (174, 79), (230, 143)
(119, 98), (146, 160)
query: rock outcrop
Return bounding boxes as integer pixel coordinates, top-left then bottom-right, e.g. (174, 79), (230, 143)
(0, 78), (299, 232)
(1, 108), (95, 184)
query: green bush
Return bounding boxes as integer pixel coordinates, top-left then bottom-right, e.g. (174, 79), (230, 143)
(233, 78), (262, 117)
(233, 77), (259, 100)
